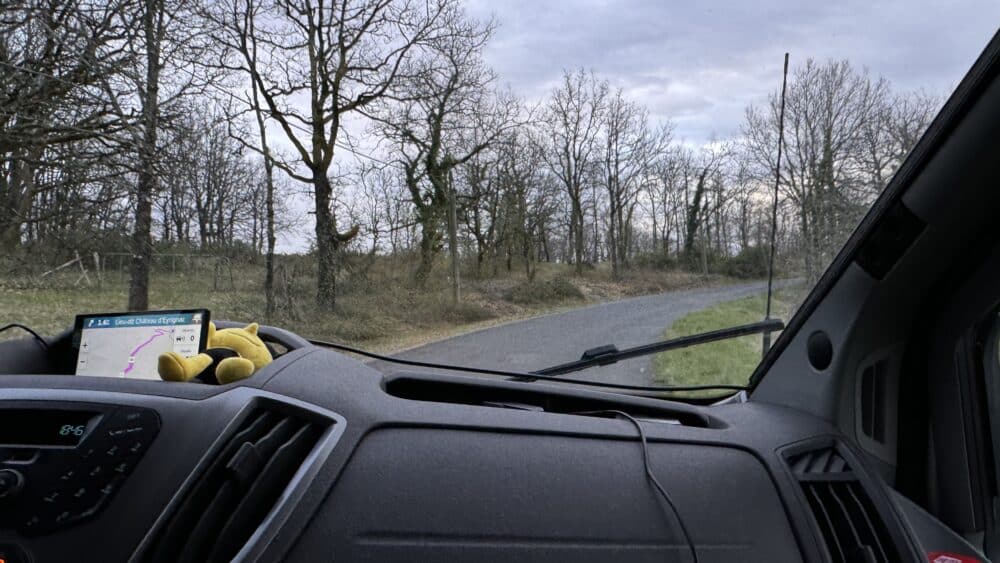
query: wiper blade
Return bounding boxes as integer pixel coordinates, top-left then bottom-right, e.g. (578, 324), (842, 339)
(306, 337), (751, 394)
(532, 318), (785, 377)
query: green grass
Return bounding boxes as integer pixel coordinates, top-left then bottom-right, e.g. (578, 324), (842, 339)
(652, 290), (798, 391)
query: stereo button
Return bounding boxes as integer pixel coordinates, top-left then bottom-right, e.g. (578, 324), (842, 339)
(79, 479), (121, 517)
(108, 425), (147, 438)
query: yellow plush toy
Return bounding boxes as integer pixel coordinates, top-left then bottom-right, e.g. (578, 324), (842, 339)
(158, 322), (272, 384)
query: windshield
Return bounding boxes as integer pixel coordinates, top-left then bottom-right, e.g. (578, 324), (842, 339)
(1, 0), (996, 396)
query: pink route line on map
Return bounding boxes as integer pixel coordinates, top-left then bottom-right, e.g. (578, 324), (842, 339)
(122, 328), (169, 376)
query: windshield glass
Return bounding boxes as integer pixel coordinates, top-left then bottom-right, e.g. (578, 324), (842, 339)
(1, 0), (996, 395)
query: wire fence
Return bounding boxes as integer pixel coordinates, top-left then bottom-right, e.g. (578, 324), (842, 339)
(29, 251), (233, 290)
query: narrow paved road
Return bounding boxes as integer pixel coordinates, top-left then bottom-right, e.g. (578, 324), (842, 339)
(372, 281), (791, 387)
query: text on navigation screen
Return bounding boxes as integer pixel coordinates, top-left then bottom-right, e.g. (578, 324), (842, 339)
(75, 312), (206, 380)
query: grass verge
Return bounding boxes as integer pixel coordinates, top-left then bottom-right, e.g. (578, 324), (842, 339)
(652, 290), (800, 391)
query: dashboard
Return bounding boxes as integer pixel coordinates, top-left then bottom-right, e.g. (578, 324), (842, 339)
(0, 322), (980, 562)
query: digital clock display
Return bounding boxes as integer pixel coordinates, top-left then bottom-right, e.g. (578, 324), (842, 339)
(0, 410), (99, 447)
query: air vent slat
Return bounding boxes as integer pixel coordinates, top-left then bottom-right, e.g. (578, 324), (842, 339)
(813, 448), (833, 473)
(805, 485), (846, 561)
(207, 423), (321, 562)
(843, 482), (889, 562)
(785, 445), (899, 563)
(146, 411), (279, 563)
(822, 483), (866, 553)
(142, 404), (326, 563)
(176, 480), (243, 563)
(180, 419), (299, 562)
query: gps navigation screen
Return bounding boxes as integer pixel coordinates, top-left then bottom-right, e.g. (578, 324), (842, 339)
(74, 310), (209, 380)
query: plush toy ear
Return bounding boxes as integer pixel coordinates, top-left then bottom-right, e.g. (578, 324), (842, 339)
(244, 322), (259, 336)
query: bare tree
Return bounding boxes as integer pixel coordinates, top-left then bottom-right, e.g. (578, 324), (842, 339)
(599, 89), (670, 277)
(675, 143), (728, 265)
(92, 0), (216, 309)
(377, 11), (518, 289)
(0, 0), (132, 252)
(541, 69), (608, 274)
(210, 0), (460, 309)
(492, 128), (559, 279)
(744, 59), (896, 281)
(459, 147), (501, 275)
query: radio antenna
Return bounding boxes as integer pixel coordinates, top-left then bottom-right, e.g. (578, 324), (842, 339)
(762, 52), (789, 356)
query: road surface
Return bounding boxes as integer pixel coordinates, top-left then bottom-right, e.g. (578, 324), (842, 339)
(372, 280), (793, 387)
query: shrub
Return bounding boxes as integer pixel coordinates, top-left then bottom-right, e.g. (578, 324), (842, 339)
(503, 276), (584, 304)
(633, 251), (678, 271)
(718, 246), (770, 279)
(434, 301), (497, 324)
(405, 294), (495, 325)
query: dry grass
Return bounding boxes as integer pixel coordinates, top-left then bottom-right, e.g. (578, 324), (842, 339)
(0, 254), (746, 352)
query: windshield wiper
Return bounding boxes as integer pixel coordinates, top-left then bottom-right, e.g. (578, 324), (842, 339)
(307, 317), (783, 395)
(530, 318), (785, 378)
(307, 337), (755, 394)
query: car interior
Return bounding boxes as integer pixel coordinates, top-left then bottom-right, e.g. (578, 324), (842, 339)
(2, 27), (1000, 563)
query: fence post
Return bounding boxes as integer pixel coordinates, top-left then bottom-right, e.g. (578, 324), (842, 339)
(93, 252), (102, 289)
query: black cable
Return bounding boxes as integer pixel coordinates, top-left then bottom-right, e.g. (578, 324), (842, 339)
(306, 338), (748, 394)
(575, 410), (699, 563)
(0, 323), (49, 350)
(762, 52), (790, 356)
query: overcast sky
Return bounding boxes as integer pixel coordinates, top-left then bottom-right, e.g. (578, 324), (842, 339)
(465, 0), (999, 145)
(279, 3), (999, 251)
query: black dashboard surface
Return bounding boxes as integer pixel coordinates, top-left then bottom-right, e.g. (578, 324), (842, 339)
(0, 332), (943, 562)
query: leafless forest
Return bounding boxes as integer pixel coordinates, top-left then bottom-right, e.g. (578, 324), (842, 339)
(1, 0), (940, 315)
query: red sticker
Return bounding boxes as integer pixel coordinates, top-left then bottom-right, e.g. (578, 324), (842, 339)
(928, 553), (981, 563)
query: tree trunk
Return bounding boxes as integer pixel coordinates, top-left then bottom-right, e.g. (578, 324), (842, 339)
(128, 0), (161, 312)
(313, 172), (338, 310)
(447, 171), (460, 303)
(571, 198), (584, 274)
(251, 85), (277, 321)
(263, 160), (276, 319)
(414, 208), (440, 286)
(0, 156), (34, 253)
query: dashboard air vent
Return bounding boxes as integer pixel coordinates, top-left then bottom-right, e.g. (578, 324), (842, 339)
(787, 446), (851, 478)
(143, 405), (325, 563)
(786, 445), (900, 563)
(384, 376), (721, 428)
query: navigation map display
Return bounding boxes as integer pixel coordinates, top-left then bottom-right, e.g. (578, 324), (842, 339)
(73, 310), (209, 380)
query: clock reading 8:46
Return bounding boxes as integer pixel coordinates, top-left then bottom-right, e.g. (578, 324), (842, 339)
(59, 424), (86, 437)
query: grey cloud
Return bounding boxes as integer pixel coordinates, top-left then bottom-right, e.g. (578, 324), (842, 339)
(468, 0), (999, 143)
